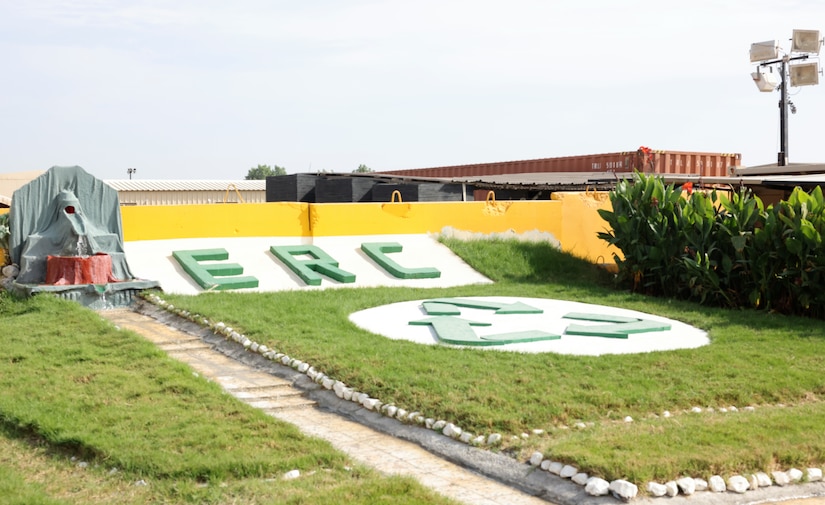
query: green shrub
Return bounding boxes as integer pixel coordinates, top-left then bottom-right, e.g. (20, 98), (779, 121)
(599, 172), (825, 318)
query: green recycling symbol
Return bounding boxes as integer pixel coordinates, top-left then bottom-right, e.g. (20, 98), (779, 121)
(409, 298), (670, 347)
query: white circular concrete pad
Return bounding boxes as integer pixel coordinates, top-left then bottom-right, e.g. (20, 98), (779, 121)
(349, 296), (709, 355)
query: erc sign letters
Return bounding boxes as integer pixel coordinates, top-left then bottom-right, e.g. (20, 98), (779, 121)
(172, 241), (441, 291)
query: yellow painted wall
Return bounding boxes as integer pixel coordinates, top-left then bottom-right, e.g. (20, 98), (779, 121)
(122, 200), (565, 241)
(121, 202), (309, 241)
(551, 191), (621, 265)
(309, 200), (563, 236)
(119, 196), (616, 267)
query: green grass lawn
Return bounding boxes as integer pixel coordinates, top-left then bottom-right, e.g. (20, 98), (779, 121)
(156, 237), (825, 485)
(3, 237), (825, 502)
(0, 294), (459, 505)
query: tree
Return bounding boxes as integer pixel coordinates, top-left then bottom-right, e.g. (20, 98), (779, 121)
(245, 164), (286, 180)
(353, 164), (373, 173)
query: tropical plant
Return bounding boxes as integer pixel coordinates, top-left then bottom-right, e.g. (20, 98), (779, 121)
(0, 213), (9, 264)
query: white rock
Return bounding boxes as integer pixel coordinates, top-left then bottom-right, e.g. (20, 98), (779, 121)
(585, 478), (610, 496)
(333, 381), (345, 395)
(744, 406), (755, 411)
(242, 338), (252, 348)
(385, 406), (397, 418)
(574, 422), (587, 429)
(283, 469), (300, 480)
(727, 475), (750, 493)
(486, 433), (502, 445)
(664, 481), (678, 496)
(472, 435), (485, 445)
(459, 432), (473, 444)
(662, 411), (671, 418)
(548, 462), (564, 475)
(808, 468), (823, 482)
(297, 362), (309, 373)
(425, 418), (435, 429)
(395, 408), (407, 420)
(709, 475), (726, 492)
(322, 378), (335, 390)
(749, 474), (759, 490)
(560, 465), (578, 478)
(691, 406), (702, 413)
(755, 472), (772, 487)
(646, 482), (667, 497)
(529, 452), (544, 466)
(772, 471), (790, 486)
(281, 355), (291, 365)
(356, 393), (369, 404)
(432, 420), (447, 431)
(676, 477), (695, 495)
(788, 468), (804, 482)
(540, 460), (552, 471)
(623, 416), (633, 423)
(258, 345), (268, 354)
(572, 473), (589, 486)
(361, 398), (380, 410)
(442, 423), (461, 438)
(694, 478), (708, 491)
(608, 479), (638, 502)
(532, 429), (545, 435)
(249, 343), (259, 352)
(729, 406), (738, 412)
(719, 407), (728, 413)
(342, 389), (353, 401)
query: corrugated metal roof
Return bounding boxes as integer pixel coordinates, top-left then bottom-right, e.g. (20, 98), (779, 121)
(731, 163), (825, 176)
(103, 180), (266, 191)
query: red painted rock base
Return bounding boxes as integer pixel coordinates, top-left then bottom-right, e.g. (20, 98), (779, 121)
(45, 254), (119, 285)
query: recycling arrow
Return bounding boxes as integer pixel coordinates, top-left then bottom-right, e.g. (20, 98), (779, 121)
(410, 316), (558, 346)
(410, 316), (491, 345)
(422, 298), (543, 315)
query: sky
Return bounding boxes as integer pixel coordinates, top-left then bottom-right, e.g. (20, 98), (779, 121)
(2, 1), (825, 181)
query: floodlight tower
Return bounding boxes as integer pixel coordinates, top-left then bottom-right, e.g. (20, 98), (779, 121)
(750, 30), (822, 166)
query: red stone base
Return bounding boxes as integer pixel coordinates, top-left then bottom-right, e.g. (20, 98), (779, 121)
(45, 254), (119, 285)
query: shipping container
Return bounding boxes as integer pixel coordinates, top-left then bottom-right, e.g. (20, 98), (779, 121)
(380, 150), (741, 179)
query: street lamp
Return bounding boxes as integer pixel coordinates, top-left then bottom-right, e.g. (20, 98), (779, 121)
(750, 29), (822, 167)
(127, 168), (137, 180)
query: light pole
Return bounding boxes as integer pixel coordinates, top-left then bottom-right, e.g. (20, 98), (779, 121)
(127, 168), (137, 180)
(750, 30), (821, 167)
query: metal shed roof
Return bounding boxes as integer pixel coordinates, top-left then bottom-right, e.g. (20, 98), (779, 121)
(103, 180), (265, 191)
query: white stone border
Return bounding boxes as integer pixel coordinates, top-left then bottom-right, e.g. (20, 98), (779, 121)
(143, 292), (825, 502)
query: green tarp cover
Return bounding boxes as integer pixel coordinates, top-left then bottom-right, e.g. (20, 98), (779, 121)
(9, 166), (135, 284)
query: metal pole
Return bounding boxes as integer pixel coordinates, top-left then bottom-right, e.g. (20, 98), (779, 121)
(778, 57), (789, 166)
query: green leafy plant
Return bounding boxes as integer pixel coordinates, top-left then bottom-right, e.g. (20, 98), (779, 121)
(0, 213), (9, 265)
(599, 173), (825, 318)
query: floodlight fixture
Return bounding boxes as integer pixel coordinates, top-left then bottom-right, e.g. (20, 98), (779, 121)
(752, 70), (778, 92)
(790, 62), (820, 86)
(750, 40), (778, 62)
(750, 29), (821, 167)
(791, 29), (821, 54)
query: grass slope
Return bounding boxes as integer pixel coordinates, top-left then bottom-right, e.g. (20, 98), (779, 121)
(0, 294), (458, 505)
(158, 238), (825, 484)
